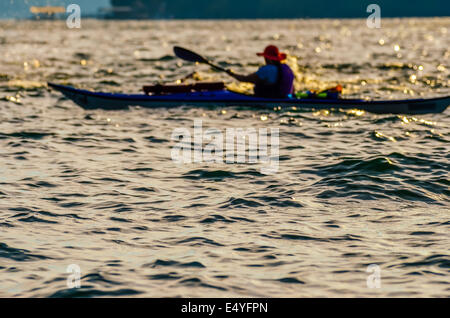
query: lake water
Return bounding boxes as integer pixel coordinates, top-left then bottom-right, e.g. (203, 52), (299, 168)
(0, 18), (449, 297)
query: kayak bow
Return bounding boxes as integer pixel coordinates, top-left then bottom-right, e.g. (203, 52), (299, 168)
(48, 83), (449, 114)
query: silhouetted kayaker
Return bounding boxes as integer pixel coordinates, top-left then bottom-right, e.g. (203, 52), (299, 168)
(226, 45), (295, 98)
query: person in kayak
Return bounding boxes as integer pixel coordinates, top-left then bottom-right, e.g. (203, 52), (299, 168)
(226, 45), (295, 98)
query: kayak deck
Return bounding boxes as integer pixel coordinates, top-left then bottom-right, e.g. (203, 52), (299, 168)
(48, 82), (450, 114)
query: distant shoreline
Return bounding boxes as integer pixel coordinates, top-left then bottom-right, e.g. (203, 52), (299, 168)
(0, 16), (449, 21)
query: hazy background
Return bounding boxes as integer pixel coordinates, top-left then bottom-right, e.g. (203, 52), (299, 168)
(0, 0), (109, 19)
(1, 0), (449, 19)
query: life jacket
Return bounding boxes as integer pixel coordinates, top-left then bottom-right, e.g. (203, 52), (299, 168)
(254, 64), (295, 98)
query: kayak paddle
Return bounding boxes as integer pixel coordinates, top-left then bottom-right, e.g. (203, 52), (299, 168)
(173, 46), (229, 73)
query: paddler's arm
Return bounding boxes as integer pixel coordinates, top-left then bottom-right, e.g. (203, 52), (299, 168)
(225, 69), (261, 84)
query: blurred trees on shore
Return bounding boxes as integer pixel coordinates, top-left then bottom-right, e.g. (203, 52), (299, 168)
(109, 0), (447, 19)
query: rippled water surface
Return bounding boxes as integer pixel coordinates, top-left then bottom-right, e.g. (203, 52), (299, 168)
(0, 19), (449, 297)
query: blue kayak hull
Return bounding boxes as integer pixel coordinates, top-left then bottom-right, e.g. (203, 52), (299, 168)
(48, 83), (449, 114)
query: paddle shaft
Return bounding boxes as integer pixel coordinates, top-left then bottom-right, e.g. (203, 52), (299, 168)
(205, 61), (228, 73)
(174, 46), (229, 74)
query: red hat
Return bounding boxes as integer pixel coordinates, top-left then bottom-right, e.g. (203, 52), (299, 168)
(257, 45), (287, 61)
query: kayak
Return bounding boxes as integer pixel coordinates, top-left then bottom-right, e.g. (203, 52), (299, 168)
(48, 82), (450, 114)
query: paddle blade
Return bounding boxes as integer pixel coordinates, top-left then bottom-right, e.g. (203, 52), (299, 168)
(173, 46), (208, 64)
